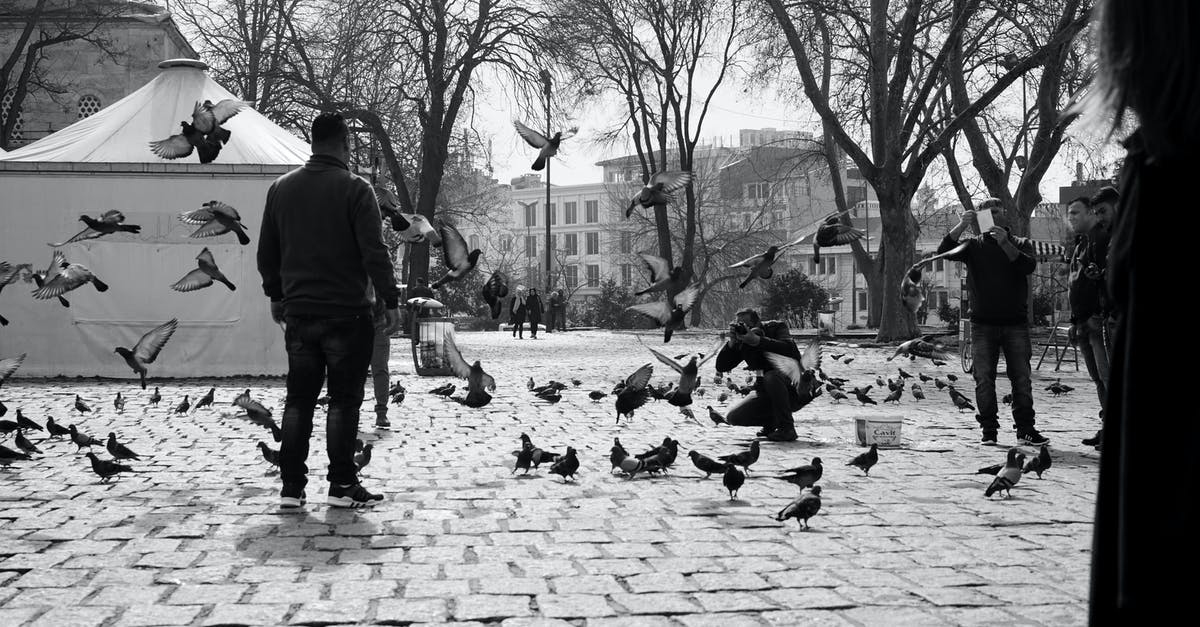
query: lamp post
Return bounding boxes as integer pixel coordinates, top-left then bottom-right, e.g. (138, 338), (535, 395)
(540, 69), (553, 296)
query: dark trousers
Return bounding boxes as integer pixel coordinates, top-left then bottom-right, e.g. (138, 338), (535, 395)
(280, 314), (374, 488)
(1076, 315), (1109, 416)
(971, 322), (1035, 432)
(546, 308), (564, 332)
(726, 371), (807, 429)
(528, 316), (540, 338)
(511, 310), (526, 338)
(370, 330), (390, 417)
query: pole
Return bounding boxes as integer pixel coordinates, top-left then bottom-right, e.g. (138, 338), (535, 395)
(541, 69), (553, 296)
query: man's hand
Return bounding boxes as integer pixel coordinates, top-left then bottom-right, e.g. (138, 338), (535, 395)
(949, 210), (975, 240)
(987, 225), (1010, 243)
(270, 301), (285, 324)
(383, 308), (401, 335)
(1083, 263), (1103, 280)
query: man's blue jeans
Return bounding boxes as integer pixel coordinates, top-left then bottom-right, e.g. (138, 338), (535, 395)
(971, 322), (1036, 433)
(280, 314), (374, 488)
(1076, 315), (1110, 414)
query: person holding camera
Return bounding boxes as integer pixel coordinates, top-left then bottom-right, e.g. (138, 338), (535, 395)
(715, 308), (817, 442)
(936, 198), (1044, 447)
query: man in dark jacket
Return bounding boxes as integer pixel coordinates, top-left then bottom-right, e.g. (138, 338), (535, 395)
(716, 308), (818, 442)
(1065, 196), (1108, 448)
(258, 112), (400, 509)
(526, 288), (544, 339)
(546, 289), (564, 332)
(936, 198), (1044, 447)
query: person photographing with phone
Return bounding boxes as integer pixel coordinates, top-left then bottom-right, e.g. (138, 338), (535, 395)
(935, 198), (1044, 447)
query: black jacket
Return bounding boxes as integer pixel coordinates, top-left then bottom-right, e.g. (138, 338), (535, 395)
(258, 154), (399, 316)
(936, 233), (1036, 325)
(715, 320), (802, 373)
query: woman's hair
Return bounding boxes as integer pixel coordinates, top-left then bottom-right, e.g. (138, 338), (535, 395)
(1090, 0), (1200, 157)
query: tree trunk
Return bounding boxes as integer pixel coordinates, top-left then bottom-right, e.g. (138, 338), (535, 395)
(874, 194), (919, 341)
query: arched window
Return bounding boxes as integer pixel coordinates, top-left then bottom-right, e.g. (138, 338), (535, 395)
(77, 94), (102, 119)
(1, 92), (24, 141)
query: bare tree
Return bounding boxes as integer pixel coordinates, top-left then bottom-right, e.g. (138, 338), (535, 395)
(1, 0), (121, 148)
(760, 0), (1091, 341)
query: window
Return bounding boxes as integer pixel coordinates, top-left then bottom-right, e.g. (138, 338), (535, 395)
(469, 234), (480, 251)
(773, 211), (784, 226)
(1, 92), (24, 142)
(564, 265), (579, 288)
(525, 235), (537, 258)
(564, 202), (577, 224)
(586, 232), (600, 255)
(934, 258), (945, 273)
(856, 290), (868, 312)
(585, 200), (599, 223)
(620, 264), (632, 286)
(563, 233), (578, 256)
(619, 232), (632, 254)
(821, 257), (837, 275)
(746, 182), (770, 200)
(523, 202), (537, 227)
(549, 202), (556, 225)
(77, 94), (101, 119)
(586, 265), (600, 287)
(500, 236), (512, 252)
(743, 213), (752, 229)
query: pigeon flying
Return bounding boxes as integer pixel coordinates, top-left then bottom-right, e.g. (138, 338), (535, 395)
(513, 120), (577, 171)
(179, 201), (251, 245)
(49, 210), (142, 246)
(171, 247), (236, 292)
(626, 170), (693, 218)
(627, 286), (700, 343)
(114, 318), (178, 389)
(634, 254), (686, 296)
(813, 209), (865, 263)
(481, 271), (510, 319)
(614, 363), (654, 423)
(443, 331), (496, 408)
(431, 222), (481, 289)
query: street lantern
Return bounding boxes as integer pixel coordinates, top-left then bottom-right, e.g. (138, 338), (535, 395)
(540, 69), (553, 296)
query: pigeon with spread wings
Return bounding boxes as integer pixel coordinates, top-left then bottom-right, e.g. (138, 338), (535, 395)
(729, 240), (803, 289)
(190, 99), (249, 144)
(149, 121), (221, 163)
(431, 222), (481, 289)
(179, 201), (251, 245)
(626, 171), (693, 218)
(635, 254), (686, 296)
(481, 271), (510, 319)
(627, 286), (699, 343)
(373, 185), (442, 245)
(31, 250), (109, 305)
(646, 339), (723, 408)
(171, 247), (236, 292)
(812, 210), (866, 264)
(614, 363), (654, 423)
(763, 338), (823, 398)
(0, 353), (26, 390)
(114, 318), (178, 389)
(888, 335), (949, 361)
(900, 242), (969, 314)
(49, 210), (142, 247)
(513, 120), (577, 171)
(443, 332), (496, 408)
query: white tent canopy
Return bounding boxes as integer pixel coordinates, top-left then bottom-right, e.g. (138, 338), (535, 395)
(0, 60), (312, 380)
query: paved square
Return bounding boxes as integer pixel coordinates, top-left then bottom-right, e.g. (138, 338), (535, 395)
(0, 330), (1099, 625)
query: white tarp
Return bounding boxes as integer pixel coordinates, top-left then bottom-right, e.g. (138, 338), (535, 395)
(0, 59), (309, 164)
(0, 60), (311, 379)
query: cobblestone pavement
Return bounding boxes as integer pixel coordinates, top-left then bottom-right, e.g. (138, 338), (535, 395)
(0, 330), (1101, 626)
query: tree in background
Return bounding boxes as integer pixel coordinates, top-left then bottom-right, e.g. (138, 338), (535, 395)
(760, 269), (829, 330)
(575, 278), (643, 329)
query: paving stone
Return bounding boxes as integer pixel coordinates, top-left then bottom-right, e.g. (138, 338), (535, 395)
(112, 604), (204, 626)
(478, 577), (551, 596)
(451, 594), (534, 621)
(550, 575), (625, 595)
(691, 591), (779, 613)
(27, 605), (116, 627)
(88, 585), (169, 606)
(201, 603), (291, 626)
(534, 593), (618, 618)
(247, 581), (324, 604)
(405, 578), (472, 598)
(287, 599), (371, 624)
(609, 592), (703, 614)
(376, 598), (451, 623)
(166, 583), (248, 605)
(676, 613), (771, 627)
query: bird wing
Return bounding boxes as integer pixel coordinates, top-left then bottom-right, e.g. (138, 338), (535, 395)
(204, 201), (242, 221)
(647, 347), (685, 374)
(764, 352), (803, 387)
(178, 207), (215, 225)
(799, 338), (822, 372)
(196, 247), (217, 267)
(44, 249), (67, 281)
(149, 133), (194, 159)
(623, 363), (654, 390)
(671, 286), (699, 312)
(33, 272), (74, 298)
(0, 353), (26, 382)
(780, 209), (855, 249)
(439, 222), (470, 268)
(442, 331), (473, 381)
(170, 268), (213, 292)
(828, 225), (866, 245)
(639, 254), (671, 283)
(133, 318), (179, 364)
(513, 120), (550, 148)
(728, 252), (766, 269)
(627, 301), (671, 325)
(209, 99), (249, 124)
(649, 170), (693, 193)
(49, 226), (101, 246)
(189, 219), (228, 238)
(98, 210), (126, 224)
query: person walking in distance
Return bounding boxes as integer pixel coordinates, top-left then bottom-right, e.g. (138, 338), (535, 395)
(510, 286), (527, 339)
(936, 198), (1045, 447)
(526, 288), (544, 339)
(546, 289), (562, 333)
(258, 112), (400, 509)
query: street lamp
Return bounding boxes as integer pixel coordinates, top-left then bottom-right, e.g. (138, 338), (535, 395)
(540, 69), (553, 296)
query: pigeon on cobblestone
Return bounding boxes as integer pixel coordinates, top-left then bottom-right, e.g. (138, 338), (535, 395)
(513, 433), (560, 473)
(174, 395), (191, 414)
(853, 386), (877, 405)
(257, 441), (280, 468)
(883, 388), (902, 403)
(1046, 379), (1074, 396)
(1002, 393), (1013, 405)
(718, 440), (760, 474)
(707, 406), (727, 426)
(15, 430), (42, 455)
(0, 443), (31, 466)
(85, 452), (135, 482)
(429, 383), (456, 397)
(609, 438), (627, 473)
(828, 388), (848, 403)
(354, 443), (373, 472)
(106, 433), (140, 460)
(0, 400), (5, 416)
(648, 345), (720, 408)
(588, 390), (608, 402)
(775, 486), (822, 530)
(194, 387), (215, 411)
(0, 419), (19, 436)
(898, 368), (913, 379)
(115, 318), (179, 390)
(74, 395), (92, 413)
(948, 387), (975, 412)
(911, 383), (926, 400)
(69, 424), (103, 451)
(847, 445), (878, 476)
(985, 448), (1025, 498)
(614, 363), (654, 423)
(149, 387), (161, 407)
(16, 409), (42, 432)
(947, 374), (958, 383)
(233, 395), (282, 442)
(389, 382), (406, 405)
(722, 464), (745, 500)
(113, 392), (125, 413)
(549, 447), (580, 482)
(688, 450), (726, 478)
(1022, 444), (1052, 479)
(45, 417), (70, 438)
(778, 457), (823, 491)
(934, 378), (948, 390)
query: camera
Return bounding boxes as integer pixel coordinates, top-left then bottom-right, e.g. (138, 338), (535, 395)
(730, 321), (748, 335)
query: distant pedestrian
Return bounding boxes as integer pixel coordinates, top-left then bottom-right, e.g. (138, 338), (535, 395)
(510, 285), (527, 339)
(526, 288), (544, 339)
(1064, 196), (1107, 448)
(546, 289), (563, 332)
(257, 111), (399, 509)
(1083, 0), (1197, 621)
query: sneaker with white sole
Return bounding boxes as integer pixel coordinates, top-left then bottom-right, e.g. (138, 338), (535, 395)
(1018, 429), (1050, 446)
(979, 430), (999, 446)
(280, 484), (306, 509)
(327, 483), (383, 508)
